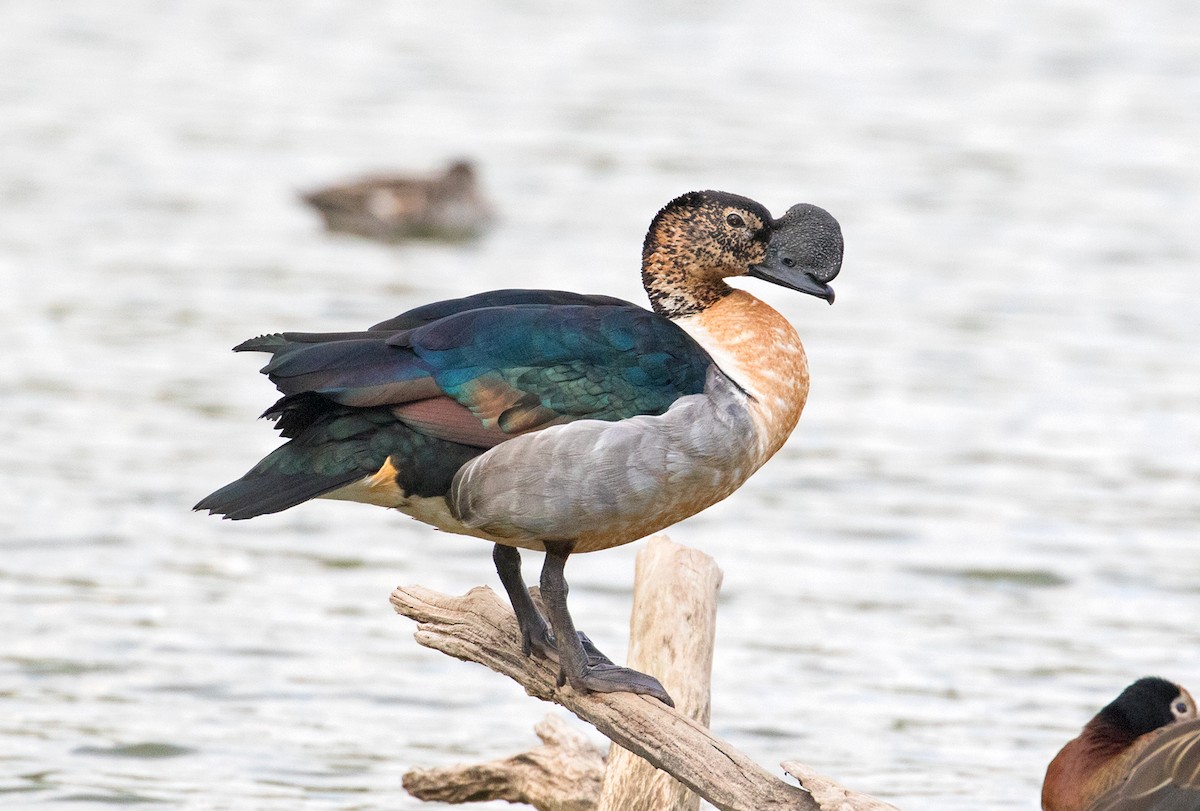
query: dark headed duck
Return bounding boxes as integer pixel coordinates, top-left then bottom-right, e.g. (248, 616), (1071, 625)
(1043, 676), (1200, 811)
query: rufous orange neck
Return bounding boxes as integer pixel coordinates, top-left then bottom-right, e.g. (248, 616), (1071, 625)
(676, 290), (810, 459)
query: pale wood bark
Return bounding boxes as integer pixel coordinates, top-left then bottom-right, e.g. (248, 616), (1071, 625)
(781, 762), (899, 811)
(596, 537), (722, 811)
(403, 714), (604, 811)
(390, 536), (899, 811)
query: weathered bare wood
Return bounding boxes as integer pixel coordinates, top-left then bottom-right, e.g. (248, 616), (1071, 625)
(390, 580), (820, 811)
(597, 537), (723, 811)
(781, 762), (900, 811)
(403, 714), (604, 811)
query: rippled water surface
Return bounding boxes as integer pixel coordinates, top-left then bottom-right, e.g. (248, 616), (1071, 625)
(3, 2), (1200, 808)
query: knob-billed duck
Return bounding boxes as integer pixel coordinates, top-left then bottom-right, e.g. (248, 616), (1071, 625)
(197, 190), (843, 705)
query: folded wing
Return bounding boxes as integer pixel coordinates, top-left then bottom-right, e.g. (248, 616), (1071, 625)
(195, 290), (713, 519)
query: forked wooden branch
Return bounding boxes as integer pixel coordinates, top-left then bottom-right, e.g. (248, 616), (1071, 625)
(390, 538), (898, 811)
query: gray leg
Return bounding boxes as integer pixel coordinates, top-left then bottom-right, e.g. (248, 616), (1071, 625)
(493, 543), (614, 666)
(539, 541), (674, 706)
(493, 543), (553, 657)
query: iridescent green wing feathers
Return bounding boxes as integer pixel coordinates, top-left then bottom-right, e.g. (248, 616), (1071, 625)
(250, 298), (712, 438)
(196, 291), (713, 519)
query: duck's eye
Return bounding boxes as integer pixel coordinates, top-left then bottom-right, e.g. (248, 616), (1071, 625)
(1175, 701), (1190, 716)
(726, 213), (746, 228)
(781, 257), (796, 268)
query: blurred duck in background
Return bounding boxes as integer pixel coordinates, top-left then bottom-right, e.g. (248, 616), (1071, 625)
(301, 159), (493, 243)
(1043, 676), (1200, 811)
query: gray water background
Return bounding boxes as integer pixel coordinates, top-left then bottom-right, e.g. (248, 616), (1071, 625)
(3, 1), (1199, 808)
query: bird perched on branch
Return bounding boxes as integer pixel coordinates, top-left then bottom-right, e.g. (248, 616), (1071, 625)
(196, 190), (843, 705)
(301, 159), (493, 242)
(1043, 676), (1200, 811)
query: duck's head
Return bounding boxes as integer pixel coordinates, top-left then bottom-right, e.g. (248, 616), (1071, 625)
(439, 160), (479, 192)
(641, 190), (839, 316)
(1090, 676), (1197, 746)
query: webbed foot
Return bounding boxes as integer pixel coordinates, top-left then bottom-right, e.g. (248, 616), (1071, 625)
(557, 658), (674, 706)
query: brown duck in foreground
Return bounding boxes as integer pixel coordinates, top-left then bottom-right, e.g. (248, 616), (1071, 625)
(301, 159), (493, 242)
(1043, 676), (1200, 811)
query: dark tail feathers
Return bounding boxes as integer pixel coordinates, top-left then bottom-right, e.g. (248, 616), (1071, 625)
(194, 464), (361, 520)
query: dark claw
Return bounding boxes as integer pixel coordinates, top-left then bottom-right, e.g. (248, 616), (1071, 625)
(525, 630), (612, 669)
(522, 623), (556, 660)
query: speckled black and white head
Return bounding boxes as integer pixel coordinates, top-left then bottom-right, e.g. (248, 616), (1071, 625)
(641, 190), (773, 316)
(1091, 676), (1197, 746)
(641, 191), (839, 317)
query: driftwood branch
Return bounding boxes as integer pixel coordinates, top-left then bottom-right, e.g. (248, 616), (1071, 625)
(390, 536), (898, 811)
(781, 762), (900, 811)
(403, 714), (604, 811)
